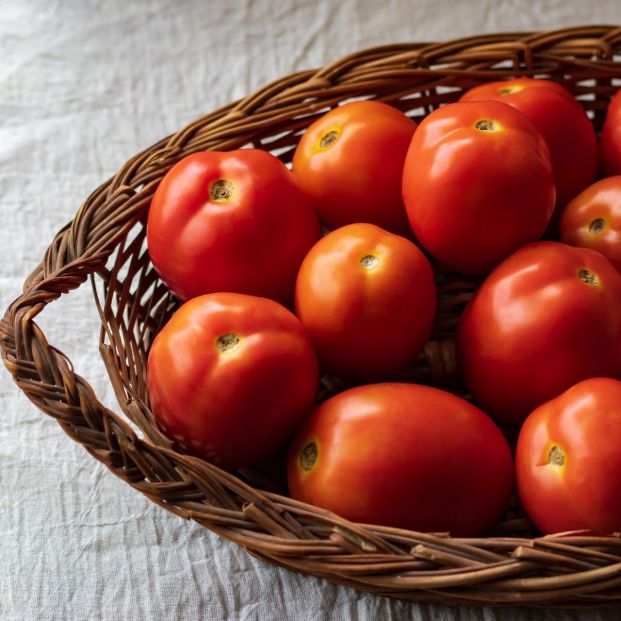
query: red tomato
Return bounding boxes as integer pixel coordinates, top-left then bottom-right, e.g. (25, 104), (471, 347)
(292, 100), (416, 235)
(147, 149), (321, 305)
(461, 78), (597, 207)
(560, 176), (621, 272)
(457, 242), (621, 426)
(516, 377), (621, 535)
(402, 101), (555, 274)
(147, 293), (319, 469)
(601, 89), (621, 176)
(287, 383), (514, 536)
(294, 223), (436, 381)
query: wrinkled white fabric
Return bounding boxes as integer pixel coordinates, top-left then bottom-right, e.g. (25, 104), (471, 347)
(2, 1), (621, 619)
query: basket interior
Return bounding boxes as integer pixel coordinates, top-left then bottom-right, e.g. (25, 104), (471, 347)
(94, 55), (617, 541)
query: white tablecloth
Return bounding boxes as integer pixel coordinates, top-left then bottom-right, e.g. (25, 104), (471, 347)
(2, 1), (621, 619)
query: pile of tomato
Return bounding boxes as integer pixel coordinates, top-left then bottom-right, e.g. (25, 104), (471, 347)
(145, 80), (621, 537)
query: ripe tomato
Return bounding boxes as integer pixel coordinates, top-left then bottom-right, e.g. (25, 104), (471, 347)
(457, 242), (621, 426)
(516, 377), (621, 535)
(287, 383), (514, 536)
(147, 149), (321, 305)
(560, 176), (621, 272)
(461, 78), (597, 207)
(294, 223), (436, 381)
(402, 101), (555, 274)
(292, 100), (416, 235)
(147, 293), (319, 470)
(601, 89), (621, 176)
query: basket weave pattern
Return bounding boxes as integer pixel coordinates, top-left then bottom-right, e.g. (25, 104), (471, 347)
(3, 26), (621, 607)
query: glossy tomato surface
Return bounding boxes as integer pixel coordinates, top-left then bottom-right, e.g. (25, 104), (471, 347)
(147, 293), (319, 470)
(294, 223), (436, 381)
(516, 377), (621, 535)
(560, 176), (621, 272)
(601, 89), (621, 176)
(287, 383), (514, 536)
(292, 100), (416, 235)
(461, 78), (597, 207)
(147, 149), (321, 305)
(457, 242), (621, 426)
(402, 101), (555, 274)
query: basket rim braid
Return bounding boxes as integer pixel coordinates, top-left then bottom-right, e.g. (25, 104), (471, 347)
(4, 25), (621, 607)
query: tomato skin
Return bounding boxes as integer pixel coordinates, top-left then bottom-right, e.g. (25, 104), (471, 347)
(560, 176), (621, 272)
(457, 242), (621, 426)
(516, 377), (621, 535)
(461, 78), (597, 207)
(147, 149), (321, 305)
(292, 100), (416, 235)
(601, 90), (621, 176)
(147, 293), (319, 470)
(402, 101), (555, 274)
(294, 223), (436, 381)
(287, 383), (514, 536)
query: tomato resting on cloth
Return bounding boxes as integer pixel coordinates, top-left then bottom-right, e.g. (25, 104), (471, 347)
(460, 78), (597, 209)
(516, 377), (621, 535)
(147, 149), (321, 305)
(287, 383), (514, 536)
(292, 100), (416, 235)
(294, 223), (436, 381)
(457, 241), (621, 426)
(147, 292), (319, 470)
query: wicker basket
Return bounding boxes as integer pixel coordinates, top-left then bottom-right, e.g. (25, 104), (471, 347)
(4, 25), (621, 608)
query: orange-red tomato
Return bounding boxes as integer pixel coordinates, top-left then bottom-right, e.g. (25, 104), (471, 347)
(294, 223), (436, 381)
(457, 242), (621, 426)
(560, 176), (621, 272)
(147, 293), (319, 469)
(292, 100), (416, 235)
(601, 89), (621, 176)
(402, 101), (555, 274)
(147, 149), (321, 305)
(461, 78), (597, 207)
(287, 383), (514, 536)
(516, 377), (621, 535)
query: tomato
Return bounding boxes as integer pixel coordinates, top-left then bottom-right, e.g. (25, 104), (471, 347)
(516, 377), (621, 535)
(287, 383), (514, 536)
(294, 223), (435, 381)
(402, 101), (555, 274)
(292, 100), (416, 235)
(457, 241), (621, 426)
(461, 78), (597, 207)
(601, 89), (621, 176)
(147, 149), (321, 305)
(560, 176), (621, 272)
(147, 293), (319, 469)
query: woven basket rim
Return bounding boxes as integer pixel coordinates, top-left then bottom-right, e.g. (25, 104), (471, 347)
(4, 25), (621, 608)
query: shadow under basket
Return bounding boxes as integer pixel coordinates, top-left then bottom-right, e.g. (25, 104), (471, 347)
(4, 26), (621, 608)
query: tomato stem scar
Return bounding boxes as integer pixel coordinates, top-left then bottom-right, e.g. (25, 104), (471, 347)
(210, 179), (234, 202)
(548, 445), (565, 467)
(300, 442), (318, 471)
(497, 85), (522, 95)
(578, 268), (600, 286)
(474, 119), (498, 132)
(215, 333), (240, 353)
(360, 254), (380, 271)
(589, 218), (607, 235)
(319, 130), (339, 149)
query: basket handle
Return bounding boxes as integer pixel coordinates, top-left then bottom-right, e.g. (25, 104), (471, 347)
(0, 177), (158, 458)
